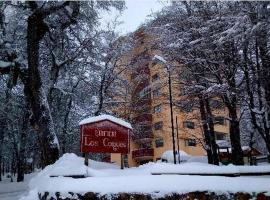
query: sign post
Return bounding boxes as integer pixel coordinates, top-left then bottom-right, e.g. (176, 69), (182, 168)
(84, 153), (89, 166)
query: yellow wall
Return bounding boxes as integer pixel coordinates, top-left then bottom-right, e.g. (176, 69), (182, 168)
(110, 28), (230, 167)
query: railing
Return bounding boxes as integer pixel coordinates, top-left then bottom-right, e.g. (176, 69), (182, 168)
(133, 134), (153, 142)
(133, 114), (152, 124)
(132, 128), (153, 143)
(132, 148), (154, 159)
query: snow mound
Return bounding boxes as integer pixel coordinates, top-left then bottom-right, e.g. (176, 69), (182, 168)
(20, 157), (270, 200)
(161, 150), (191, 163)
(151, 163), (240, 174)
(161, 150), (208, 164)
(79, 114), (132, 129)
(188, 156), (208, 163)
(48, 153), (88, 177)
(29, 153), (119, 184)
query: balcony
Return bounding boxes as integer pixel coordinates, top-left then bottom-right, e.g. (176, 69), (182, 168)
(133, 114), (152, 124)
(132, 148), (154, 160)
(132, 129), (153, 144)
(133, 136), (153, 143)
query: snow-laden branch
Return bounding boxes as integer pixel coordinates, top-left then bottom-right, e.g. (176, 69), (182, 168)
(0, 60), (15, 68)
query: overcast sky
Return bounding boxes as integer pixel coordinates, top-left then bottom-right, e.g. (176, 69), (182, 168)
(101, 0), (169, 35)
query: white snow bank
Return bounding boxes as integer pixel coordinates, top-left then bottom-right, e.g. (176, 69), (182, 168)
(0, 172), (37, 200)
(20, 153), (270, 200)
(151, 162), (270, 175)
(20, 154), (120, 200)
(21, 175), (270, 200)
(46, 153), (88, 177)
(161, 150), (208, 164)
(29, 153), (119, 179)
(151, 162), (239, 174)
(188, 156), (208, 163)
(161, 150), (191, 163)
(79, 114), (132, 129)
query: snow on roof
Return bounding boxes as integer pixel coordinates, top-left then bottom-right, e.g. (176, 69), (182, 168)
(216, 140), (230, 148)
(79, 114), (132, 129)
(219, 146), (252, 153)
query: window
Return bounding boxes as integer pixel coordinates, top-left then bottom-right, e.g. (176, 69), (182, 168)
(183, 121), (195, 129)
(215, 132), (226, 140)
(155, 138), (164, 148)
(214, 116), (225, 125)
(153, 88), (161, 97)
(153, 104), (161, 113)
(185, 139), (196, 146)
(154, 121), (163, 130)
(139, 142), (152, 149)
(152, 73), (160, 82)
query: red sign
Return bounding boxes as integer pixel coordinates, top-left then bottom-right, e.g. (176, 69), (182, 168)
(80, 120), (130, 154)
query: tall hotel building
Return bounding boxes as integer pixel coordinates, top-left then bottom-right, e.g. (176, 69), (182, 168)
(110, 28), (229, 167)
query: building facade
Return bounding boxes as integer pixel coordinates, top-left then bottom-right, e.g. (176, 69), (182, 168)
(111, 29), (230, 167)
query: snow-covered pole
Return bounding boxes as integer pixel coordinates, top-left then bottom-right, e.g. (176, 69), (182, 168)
(176, 116), (181, 164)
(153, 55), (177, 164)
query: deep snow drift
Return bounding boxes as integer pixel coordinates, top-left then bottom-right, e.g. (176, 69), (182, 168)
(20, 153), (270, 200)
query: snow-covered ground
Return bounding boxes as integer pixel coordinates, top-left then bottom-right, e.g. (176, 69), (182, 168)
(0, 173), (37, 200)
(18, 153), (270, 200)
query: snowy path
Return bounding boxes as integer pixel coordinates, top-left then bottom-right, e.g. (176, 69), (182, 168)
(0, 173), (36, 200)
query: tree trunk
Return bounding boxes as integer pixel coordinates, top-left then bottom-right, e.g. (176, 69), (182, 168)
(0, 154), (1, 181)
(257, 3), (270, 123)
(25, 12), (59, 167)
(257, 24), (270, 161)
(227, 104), (244, 165)
(247, 2), (270, 161)
(0, 125), (3, 181)
(17, 109), (29, 182)
(198, 96), (213, 164)
(205, 99), (219, 165)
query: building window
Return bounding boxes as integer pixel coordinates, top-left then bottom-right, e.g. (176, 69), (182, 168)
(185, 139), (196, 146)
(139, 142), (152, 149)
(152, 73), (160, 82)
(183, 121), (195, 129)
(214, 116), (225, 125)
(154, 121), (163, 130)
(215, 132), (226, 140)
(153, 88), (161, 97)
(155, 138), (164, 148)
(153, 104), (161, 113)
